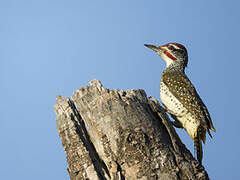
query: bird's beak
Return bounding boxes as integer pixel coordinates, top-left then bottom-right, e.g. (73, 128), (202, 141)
(144, 44), (166, 55)
(144, 44), (160, 52)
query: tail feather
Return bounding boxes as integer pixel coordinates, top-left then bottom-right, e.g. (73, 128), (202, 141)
(201, 131), (206, 144)
(194, 134), (202, 164)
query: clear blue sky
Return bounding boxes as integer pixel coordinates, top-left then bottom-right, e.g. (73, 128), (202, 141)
(1, 0), (239, 179)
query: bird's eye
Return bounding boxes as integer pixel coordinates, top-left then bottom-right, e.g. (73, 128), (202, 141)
(168, 45), (174, 50)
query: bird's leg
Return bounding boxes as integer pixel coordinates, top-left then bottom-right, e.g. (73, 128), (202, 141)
(172, 120), (184, 129)
(161, 103), (184, 128)
(161, 103), (169, 113)
(170, 114), (184, 129)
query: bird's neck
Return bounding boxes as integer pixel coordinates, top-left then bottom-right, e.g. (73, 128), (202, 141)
(164, 63), (185, 73)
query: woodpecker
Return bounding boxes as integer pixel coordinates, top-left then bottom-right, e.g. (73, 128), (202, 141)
(144, 43), (215, 164)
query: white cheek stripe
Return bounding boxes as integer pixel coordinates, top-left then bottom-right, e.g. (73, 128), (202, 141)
(161, 53), (176, 68)
(171, 44), (180, 49)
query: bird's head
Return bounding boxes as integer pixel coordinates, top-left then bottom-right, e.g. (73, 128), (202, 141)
(144, 43), (188, 69)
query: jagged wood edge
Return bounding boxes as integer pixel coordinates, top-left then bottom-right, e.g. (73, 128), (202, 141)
(54, 80), (209, 180)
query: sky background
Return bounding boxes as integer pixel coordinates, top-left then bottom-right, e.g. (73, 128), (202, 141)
(1, 0), (239, 179)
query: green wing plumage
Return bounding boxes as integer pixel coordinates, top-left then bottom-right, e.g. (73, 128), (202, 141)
(162, 71), (216, 136)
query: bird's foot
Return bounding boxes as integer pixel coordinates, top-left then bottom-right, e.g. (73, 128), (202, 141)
(171, 120), (184, 129)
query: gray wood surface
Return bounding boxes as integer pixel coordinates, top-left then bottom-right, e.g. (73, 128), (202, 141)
(54, 79), (209, 180)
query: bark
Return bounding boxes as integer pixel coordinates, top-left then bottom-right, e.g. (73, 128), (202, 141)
(54, 79), (209, 180)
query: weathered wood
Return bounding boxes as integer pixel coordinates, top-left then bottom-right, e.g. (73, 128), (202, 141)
(54, 79), (209, 180)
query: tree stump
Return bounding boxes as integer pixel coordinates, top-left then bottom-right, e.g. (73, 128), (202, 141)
(54, 79), (209, 180)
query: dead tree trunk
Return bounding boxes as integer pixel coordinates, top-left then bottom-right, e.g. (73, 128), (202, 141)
(54, 79), (209, 180)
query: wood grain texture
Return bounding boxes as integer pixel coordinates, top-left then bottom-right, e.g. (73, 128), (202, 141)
(54, 79), (209, 180)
